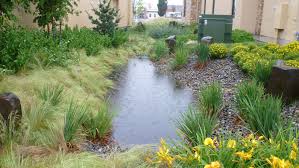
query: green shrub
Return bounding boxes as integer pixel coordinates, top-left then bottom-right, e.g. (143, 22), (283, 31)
(196, 43), (209, 63)
(199, 82), (223, 117)
(64, 101), (88, 144)
(37, 84), (64, 106)
(230, 44), (250, 56)
(172, 44), (189, 69)
(152, 40), (169, 61)
(111, 30), (129, 47)
(176, 108), (216, 146)
(83, 104), (114, 141)
(209, 43), (229, 59)
(148, 24), (187, 39)
(232, 29), (254, 43)
(253, 62), (273, 84)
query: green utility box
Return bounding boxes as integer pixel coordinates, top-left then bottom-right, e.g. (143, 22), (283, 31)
(198, 15), (233, 43)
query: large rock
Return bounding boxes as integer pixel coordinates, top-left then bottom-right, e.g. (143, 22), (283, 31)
(165, 35), (176, 54)
(0, 93), (22, 122)
(201, 36), (214, 45)
(266, 60), (299, 103)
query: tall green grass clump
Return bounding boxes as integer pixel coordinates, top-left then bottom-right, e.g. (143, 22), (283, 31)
(148, 24), (187, 39)
(253, 62), (273, 84)
(152, 40), (169, 61)
(83, 104), (114, 142)
(236, 80), (264, 118)
(199, 82), (223, 117)
(176, 108), (217, 145)
(64, 101), (88, 144)
(37, 84), (64, 106)
(171, 44), (189, 69)
(0, 114), (19, 146)
(236, 81), (283, 137)
(196, 43), (209, 64)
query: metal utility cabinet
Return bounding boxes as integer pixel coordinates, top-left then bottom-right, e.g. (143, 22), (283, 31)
(198, 0), (235, 43)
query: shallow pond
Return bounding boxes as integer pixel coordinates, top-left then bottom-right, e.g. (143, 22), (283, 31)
(110, 57), (193, 145)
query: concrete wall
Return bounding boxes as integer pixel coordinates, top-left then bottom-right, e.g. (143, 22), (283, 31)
(14, 0), (132, 28)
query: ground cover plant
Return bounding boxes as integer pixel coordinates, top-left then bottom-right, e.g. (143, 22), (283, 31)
(232, 29), (255, 43)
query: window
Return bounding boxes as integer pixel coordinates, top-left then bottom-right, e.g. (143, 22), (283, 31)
(149, 13), (152, 17)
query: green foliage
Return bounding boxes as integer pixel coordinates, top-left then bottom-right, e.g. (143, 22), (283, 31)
(157, 0), (167, 16)
(236, 81), (282, 137)
(176, 108), (217, 146)
(83, 104), (113, 141)
(172, 44), (189, 69)
(0, 26), (73, 72)
(111, 30), (129, 48)
(232, 29), (254, 43)
(148, 24), (187, 39)
(89, 0), (120, 37)
(37, 84), (64, 106)
(62, 26), (112, 55)
(253, 62), (273, 84)
(64, 101), (87, 143)
(209, 43), (229, 59)
(152, 40), (169, 61)
(135, 0), (145, 17)
(230, 44), (250, 56)
(236, 80), (264, 118)
(0, 0), (31, 22)
(196, 43), (209, 64)
(199, 82), (223, 117)
(134, 22), (146, 32)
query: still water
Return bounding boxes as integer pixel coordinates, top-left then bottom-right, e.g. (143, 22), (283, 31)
(110, 57), (193, 145)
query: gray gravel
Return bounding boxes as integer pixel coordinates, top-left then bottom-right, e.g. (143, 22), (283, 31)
(154, 56), (299, 136)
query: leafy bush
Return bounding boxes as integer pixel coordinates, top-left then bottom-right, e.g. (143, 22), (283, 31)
(111, 30), (129, 47)
(62, 27), (111, 56)
(171, 44), (189, 69)
(230, 44), (250, 56)
(152, 40), (169, 61)
(285, 60), (299, 68)
(196, 43), (209, 63)
(209, 43), (229, 59)
(176, 108), (216, 146)
(148, 24), (187, 39)
(83, 104), (113, 142)
(232, 29), (254, 43)
(37, 84), (64, 106)
(199, 82), (223, 117)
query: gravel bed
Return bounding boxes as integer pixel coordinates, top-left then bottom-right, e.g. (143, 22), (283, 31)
(154, 56), (299, 136)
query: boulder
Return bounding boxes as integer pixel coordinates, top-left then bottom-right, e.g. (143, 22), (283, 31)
(201, 36), (214, 45)
(165, 35), (176, 54)
(0, 93), (22, 122)
(266, 60), (299, 103)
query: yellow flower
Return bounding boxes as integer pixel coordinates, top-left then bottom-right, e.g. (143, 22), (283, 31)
(290, 150), (297, 160)
(235, 148), (254, 160)
(266, 155), (292, 168)
(227, 139), (236, 149)
(192, 146), (201, 161)
(204, 161), (221, 168)
(293, 142), (298, 152)
(258, 136), (265, 141)
(157, 138), (174, 167)
(204, 138), (216, 148)
(251, 139), (258, 147)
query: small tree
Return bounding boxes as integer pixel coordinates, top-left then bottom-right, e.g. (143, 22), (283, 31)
(0, 0), (31, 25)
(157, 0), (167, 17)
(89, 0), (120, 37)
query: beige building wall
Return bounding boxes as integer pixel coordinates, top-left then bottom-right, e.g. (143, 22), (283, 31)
(234, 0), (299, 43)
(15, 0), (132, 29)
(233, 0), (259, 33)
(202, 0), (233, 15)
